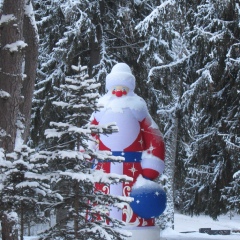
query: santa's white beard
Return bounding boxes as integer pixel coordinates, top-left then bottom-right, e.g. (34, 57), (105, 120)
(95, 91), (149, 151)
(98, 90), (148, 114)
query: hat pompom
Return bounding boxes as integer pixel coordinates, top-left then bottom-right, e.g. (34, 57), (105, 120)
(106, 63), (136, 91)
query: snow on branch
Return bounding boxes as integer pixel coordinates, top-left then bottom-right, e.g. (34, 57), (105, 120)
(0, 89), (11, 99)
(68, 126), (91, 135)
(0, 14), (16, 26)
(53, 150), (85, 160)
(148, 54), (192, 83)
(181, 60), (217, 99)
(61, 170), (132, 186)
(16, 181), (40, 189)
(233, 170), (240, 180)
(135, 0), (175, 33)
(45, 128), (65, 139)
(226, 43), (240, 63)
(94, 150), (124, 162)
(3, 40), (28, 52)
(24, 0), (38, 33)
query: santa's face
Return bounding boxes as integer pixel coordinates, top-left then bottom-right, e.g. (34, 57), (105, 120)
(111, 86), (129, 97)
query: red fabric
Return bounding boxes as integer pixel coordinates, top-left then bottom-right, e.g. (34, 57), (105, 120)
(90, 115), (165, 226)
(140, 116), (165, 161)
(142, 168), (159, 180)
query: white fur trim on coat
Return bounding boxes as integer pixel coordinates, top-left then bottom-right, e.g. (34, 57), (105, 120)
(141, 155), (165, 175)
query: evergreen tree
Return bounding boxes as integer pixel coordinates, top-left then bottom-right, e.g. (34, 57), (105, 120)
(40, 63), (132, 239)
(32, 0), (151, 150)
(31, 0), (240, 229)
(0, 144), (52, 240)
(181, 0), (240, 219)
(135, 0), (191, 229)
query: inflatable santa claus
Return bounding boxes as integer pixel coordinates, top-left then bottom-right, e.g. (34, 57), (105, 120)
(91, 63), (165, 228)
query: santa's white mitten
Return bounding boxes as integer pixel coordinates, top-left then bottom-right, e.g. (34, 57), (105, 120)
(141, 152), (165, 180)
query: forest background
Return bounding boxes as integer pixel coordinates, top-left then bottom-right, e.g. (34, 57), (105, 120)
(0, 0), (239, 239)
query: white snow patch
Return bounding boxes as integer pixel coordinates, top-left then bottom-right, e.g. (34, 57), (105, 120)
(22, 212), (240, 239)
(0, 90), (10, 99)
(233, 170), (240, 179)
(24, 0), (38, 40)
(0, 14), (16, 25)
(4, 40), (28, 52)
(161, 213), (240, 239)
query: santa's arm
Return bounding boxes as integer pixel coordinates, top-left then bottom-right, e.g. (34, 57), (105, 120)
(140, 115), (165, 180)
(89, 116), (110, 151)
(85, 116), (99, 151)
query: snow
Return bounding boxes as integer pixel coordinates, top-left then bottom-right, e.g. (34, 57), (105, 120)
(135, 0), (175, 33)
(161, 213), (240, 240)
(3, 40), (28, 52)
(61, 169), (133, 186)
(0, 89), (10, 99)
(233, 170), (240, 179)
(24, 0), (38, 39)
(0, 14), (16, 25)
(22, 212), (240, 239)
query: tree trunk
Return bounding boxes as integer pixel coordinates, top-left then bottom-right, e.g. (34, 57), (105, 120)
(1, 212), (18, 240)
(20, 199), (24, 240)
(74, 181), (80, 239)
(20, 0), (38, 143)
(0, 0), (25, 153)
(0, 1), (25, 239)
(88, 1), (104, 78)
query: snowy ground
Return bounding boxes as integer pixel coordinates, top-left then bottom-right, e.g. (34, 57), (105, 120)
(161, 212), (240, 240)
(23, 212), (240, 240)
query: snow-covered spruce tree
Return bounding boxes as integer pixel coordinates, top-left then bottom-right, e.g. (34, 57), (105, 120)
(31, 0), (67, 150)
(40, 63), (132, 240)
(222, 170), (240, 215)
(135, 0), (191, 229)
(0, 144), (53, 240)
(181, 0), (240, 219)
(32, 0), (113, 149)
(221, 0), (240, 213)
(32, 0), (156, 151)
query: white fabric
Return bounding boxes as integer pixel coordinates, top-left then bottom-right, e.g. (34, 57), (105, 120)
(110, 162), (123, 220)
(106, 63), (136, 91)
(96, 92), (148, 114)
(98, 109), (140, 151)
(141, 156), (165, 175)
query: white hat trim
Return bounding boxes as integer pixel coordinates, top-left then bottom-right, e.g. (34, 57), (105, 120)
(106, 72), (136, 90)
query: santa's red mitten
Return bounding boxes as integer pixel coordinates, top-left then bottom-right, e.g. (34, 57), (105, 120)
(142, 168), (159, 180)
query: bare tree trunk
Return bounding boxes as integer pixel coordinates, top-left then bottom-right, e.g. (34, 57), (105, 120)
(157, 115), (178, 230)
(20, 199), (24, 240)
(0, 0), (25, 153)
(88, 1), (104, 78)
(0, 1), (25, 239)
(74, 181), (80, 239)
(1, 212), (18, 240)
(21, 0), (38, 143)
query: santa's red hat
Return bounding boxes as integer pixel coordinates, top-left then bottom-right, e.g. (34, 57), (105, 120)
(106, 63), (136, 91)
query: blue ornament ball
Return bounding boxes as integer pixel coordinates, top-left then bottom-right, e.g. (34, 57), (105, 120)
(130, 176), (167, 219)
